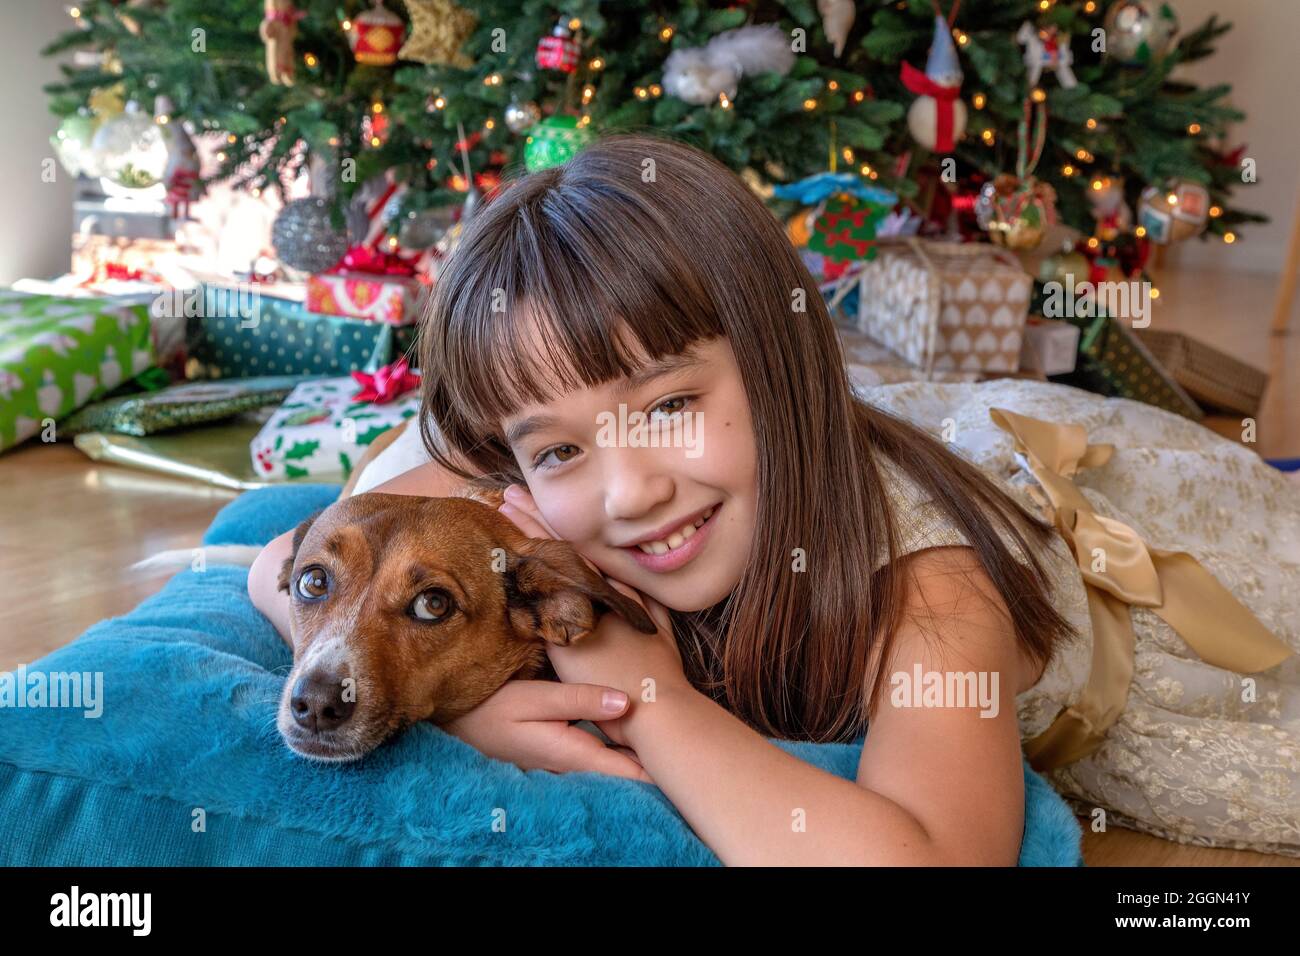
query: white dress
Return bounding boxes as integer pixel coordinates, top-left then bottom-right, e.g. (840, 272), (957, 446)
(861, 378), (1300, 858)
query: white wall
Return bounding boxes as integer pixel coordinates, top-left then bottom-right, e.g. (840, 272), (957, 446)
(0, 0), (77, 284)
(1170, 0), (1300, 274)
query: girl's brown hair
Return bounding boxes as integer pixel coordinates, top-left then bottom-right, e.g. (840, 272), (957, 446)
(418, 132), (1076, 743)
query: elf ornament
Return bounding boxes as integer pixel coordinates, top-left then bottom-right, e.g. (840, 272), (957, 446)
(1086, 175), (1132, 241)
(1103, 0), (1178, 66)
(536, 18), (581, 74)
(1137, 179), (1209, 244)
(260, 0), (303, 86)
(901, 13), (967, 153)
(1016, 22), (1078, 88)
(399, 0), (476, 67)
(348, 0), (407, 66)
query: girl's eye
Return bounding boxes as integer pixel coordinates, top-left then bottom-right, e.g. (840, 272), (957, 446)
(649, 395), (691, 420)
(295, 566), (329, 601)
(411, 588), (455, 622)
(533, 444), (580, 470)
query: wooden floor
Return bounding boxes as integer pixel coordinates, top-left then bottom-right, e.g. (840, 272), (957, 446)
(0, 266), (1295, 867)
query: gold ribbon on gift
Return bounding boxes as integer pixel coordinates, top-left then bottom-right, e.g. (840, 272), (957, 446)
(989, 408), (1295, 772)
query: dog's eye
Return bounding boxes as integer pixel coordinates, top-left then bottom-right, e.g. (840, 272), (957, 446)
(295, 566), (329, 600)
(411, 588), (455, 622)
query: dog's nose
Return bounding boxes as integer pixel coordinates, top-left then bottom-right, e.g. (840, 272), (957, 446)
(291, 671), (356, 732)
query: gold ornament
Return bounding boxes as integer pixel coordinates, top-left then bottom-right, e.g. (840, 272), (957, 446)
(399, 0), (478, 67)
(88, 83), (126, 120)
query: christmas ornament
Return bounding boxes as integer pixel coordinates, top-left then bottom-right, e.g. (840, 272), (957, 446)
(349, 0), (407, 66)
(50, 112), (101, 178)
(663, 24), (795, 106)
(773, 172), (897, 261)
(524, 115), (595, 171)
(260, 0), (303, 86)
(1137, 179), (1209, 244)
(536, 17), (581, 73)
(272, 197), (351, 273)
(1085, 175), (1132, 241)
(1016, 22), (1078, 88)
(818, 0), (855, 58)
(1038, 247), (1091, 292)
(399, 0), (477, 67)
(161, 119), (201, 219)
(1103, 0), (1178, 66)
(975, 98), (1056, 251)
(88, 83), (126, 121)
(505, 99), (541, 134)
(901, 14), (967, 153)
(90, 102), (170, 189)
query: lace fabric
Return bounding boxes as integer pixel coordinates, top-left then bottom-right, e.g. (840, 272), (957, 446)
(861, 379), (1300, 858)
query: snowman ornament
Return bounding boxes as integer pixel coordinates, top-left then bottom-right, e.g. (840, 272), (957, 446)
(901, 15), (967, 153)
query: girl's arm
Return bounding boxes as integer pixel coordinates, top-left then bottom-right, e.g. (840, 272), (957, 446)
(619, 546), (1030, 866)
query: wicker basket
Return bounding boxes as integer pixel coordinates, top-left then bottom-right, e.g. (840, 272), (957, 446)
(1135, 329), (1269, 417)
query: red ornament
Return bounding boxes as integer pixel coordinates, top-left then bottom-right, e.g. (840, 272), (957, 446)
(351, 356), (421, 404)
(348, 1), (407, 66)
(536, 19), (580, 73)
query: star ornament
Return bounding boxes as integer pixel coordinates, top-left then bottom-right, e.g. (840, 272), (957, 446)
(400, 0), (479, 67)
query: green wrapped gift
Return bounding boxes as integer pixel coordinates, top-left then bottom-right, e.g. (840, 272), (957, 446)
(1056, 313), (1203, 421)
(0, 291), (154, 452)
(186, 286), (419, 379)
(60, 374), (315, 437)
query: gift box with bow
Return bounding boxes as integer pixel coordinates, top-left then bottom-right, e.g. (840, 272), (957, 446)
(306, 245), (431, 326)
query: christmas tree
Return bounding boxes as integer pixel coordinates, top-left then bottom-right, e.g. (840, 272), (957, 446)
(43, 0), (1262, 255)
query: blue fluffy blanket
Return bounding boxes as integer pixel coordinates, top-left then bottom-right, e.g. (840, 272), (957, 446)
(0, 484), (1083, 865)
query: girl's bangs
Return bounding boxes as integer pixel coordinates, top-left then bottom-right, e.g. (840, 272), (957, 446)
(438, 212), (723, 436)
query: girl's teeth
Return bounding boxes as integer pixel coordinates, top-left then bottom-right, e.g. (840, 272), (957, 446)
(634, 507), (715, 556)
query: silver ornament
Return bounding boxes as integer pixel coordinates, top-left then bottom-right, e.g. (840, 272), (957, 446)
(1103, 0), (1178, 65)
(397, 206), (458, 250)
(271, 197), (350, 273)
(505, 100), (541, 134)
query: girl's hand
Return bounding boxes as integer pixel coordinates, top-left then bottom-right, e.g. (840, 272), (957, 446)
(497, 484), (686, 750)
(442, 679), (653, 783)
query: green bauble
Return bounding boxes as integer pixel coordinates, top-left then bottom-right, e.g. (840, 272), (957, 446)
(523, 115), (595, 171)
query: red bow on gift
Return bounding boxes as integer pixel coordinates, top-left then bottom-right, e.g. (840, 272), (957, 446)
(329, 244), (418, 277)
(900, 61), (961, 153)
(352, 356), (421, 404)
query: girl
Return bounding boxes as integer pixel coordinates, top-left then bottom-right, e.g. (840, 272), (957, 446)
(251, 133), (1300, 864)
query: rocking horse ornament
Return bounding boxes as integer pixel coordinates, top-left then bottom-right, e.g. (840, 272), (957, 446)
(1016, 22), (1078, 89)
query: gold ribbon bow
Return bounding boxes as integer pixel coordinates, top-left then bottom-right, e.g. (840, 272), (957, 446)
(989, 408), (1294, 772)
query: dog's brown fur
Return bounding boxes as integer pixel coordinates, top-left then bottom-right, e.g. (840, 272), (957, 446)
(273, 490), (656, 762)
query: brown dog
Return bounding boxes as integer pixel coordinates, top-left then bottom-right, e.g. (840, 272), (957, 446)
(274, 490), (656, 762)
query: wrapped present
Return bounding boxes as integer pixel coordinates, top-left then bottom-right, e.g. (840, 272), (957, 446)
(60, 374), (312, 437)
(1019, 316), (1080, 375)
(306, 243), (429, 325)
(0, 291), (154, 453)
(1057, 314), (1203, 420)
(250, 364), (420, 480)
(186, 286), (417, 379)
(824, 239), (1032, 376)
(1135, 328), (1267, 417)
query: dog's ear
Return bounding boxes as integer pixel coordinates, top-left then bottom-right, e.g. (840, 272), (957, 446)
(276, 509), (325, 594)
(504, 538), (657, 646)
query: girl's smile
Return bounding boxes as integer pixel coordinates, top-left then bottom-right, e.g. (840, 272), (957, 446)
(620, 501), (720, 573)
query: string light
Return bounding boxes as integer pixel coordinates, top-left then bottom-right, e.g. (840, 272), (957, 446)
(227, 133), (237, 144)
(341, 18), (352, 31)
(953, 29), (969, 46)
(1150, 288), (1160, 299)
(582, 84), (595, 104)
(659, 26), (674, 41)
(972, 92), (987, 109)
(843, 147), (854, 163)
(1224, 232), (1237, 244)
(1084, 0), (1098, 12)
(852, 90), (865, 102)
(372, 100), (384, 114)
(483, 73), (502, 86)
(216, 151), (227, 162)
(589, 58), (604, 71)
(1038, 0), (1051, 10)
(304, 53), (318, 67)
(860, 164), (872, 177)
(432, 96), (446, 110)
(328, 136), (339, 146)
(1091, 178), (1106, 191)
(1031, 87), (1047, 103)
(1135, 226), (1147, 237)
(649, 84), (662, 97)
(484, 117), (495, 130)
(803, 98), (818, 110)
(1167, 192), (1178, 205)
(568, 18), (582, 32)
(370, 136), (381, 147)
(1062, 164), (1076, 176)
(156, 114), (170, 125)
(634, 86), (649, 100)
(1087, 237), (1100, 249)
(981, 128), (995, 145)
(1086, 117), (1098, 130)
(828, 80), (839, 92)
(1209, 205), (1223, 217)
(69, 6), (81, 18)
(718, 92), (732, 109)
